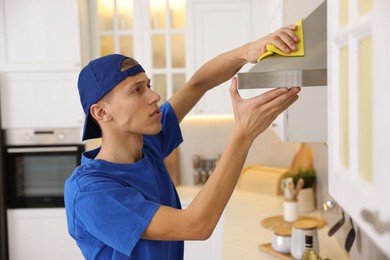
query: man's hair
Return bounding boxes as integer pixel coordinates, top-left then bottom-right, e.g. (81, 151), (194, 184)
(121, 57), (139, 72)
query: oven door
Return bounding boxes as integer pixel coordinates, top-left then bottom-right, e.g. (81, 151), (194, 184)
(5, 145), (84, 208)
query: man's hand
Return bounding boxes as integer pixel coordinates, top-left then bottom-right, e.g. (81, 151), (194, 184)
(245, 24), (300, 63)
(229, 77), (300, 142)
(169, 24), (300, 122)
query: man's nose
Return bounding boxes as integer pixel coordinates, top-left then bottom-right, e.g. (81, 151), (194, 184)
(149, 88), (161, 104)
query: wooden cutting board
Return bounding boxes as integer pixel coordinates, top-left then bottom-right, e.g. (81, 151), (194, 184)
(259, 243), (294, 260)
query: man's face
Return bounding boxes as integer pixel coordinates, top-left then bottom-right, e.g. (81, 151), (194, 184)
(101, 72), (162, 136)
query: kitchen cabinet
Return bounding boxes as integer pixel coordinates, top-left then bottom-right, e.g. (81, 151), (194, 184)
(89, 0), (266, 115)
(7, 208), (84, 260)
(180, 198), (225, 260)
(186, 0), (261, 115)
(0, 0), (84, 130)
(0, 0), (81, 71)
(0, 72), (84, 129)
(89, 0), (186, 105)
(328, 0), (390, 258)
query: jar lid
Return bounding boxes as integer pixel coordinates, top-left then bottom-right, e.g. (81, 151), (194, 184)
(274, 228), (292, 236)
(292, 219), (318, 230)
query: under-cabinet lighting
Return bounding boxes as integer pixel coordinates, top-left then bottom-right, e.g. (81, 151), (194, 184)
(183, 114), (234, 122)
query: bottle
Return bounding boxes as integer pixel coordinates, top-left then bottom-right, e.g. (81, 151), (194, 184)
(291, 220), (319, 259)
(301, 234), (318, 260)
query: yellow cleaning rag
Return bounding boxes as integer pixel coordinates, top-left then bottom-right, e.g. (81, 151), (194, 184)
(257, 18), (305, 62)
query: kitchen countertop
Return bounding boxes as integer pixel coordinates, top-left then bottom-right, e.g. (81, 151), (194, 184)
(176, 185), (349, 260)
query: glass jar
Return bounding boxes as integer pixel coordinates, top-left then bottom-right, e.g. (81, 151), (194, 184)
(272, 228), (292, 254)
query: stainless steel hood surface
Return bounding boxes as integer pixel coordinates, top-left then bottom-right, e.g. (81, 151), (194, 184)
(238, 1), (327, 89)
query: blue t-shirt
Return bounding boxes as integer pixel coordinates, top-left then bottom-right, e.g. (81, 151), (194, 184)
(64, 102), (184, 260)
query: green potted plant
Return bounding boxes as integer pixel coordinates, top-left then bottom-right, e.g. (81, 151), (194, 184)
(283, 169), (316, 189)
(282, 169), (316, 212)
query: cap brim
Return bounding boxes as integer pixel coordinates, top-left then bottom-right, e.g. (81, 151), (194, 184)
(82, 111), (102, 141)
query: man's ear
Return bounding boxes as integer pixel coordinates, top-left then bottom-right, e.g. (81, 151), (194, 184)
(90, 103), (111, 122)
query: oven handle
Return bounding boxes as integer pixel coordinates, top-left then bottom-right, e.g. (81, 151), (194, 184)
(7, 146), (80, 153)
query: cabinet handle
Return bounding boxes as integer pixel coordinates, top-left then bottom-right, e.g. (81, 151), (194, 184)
(271, 123), (278, 128)
(322, 200), (336, 211)
(361, 209), (390, 234)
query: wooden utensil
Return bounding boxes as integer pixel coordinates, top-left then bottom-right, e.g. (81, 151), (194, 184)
(289, 178), (305, 200)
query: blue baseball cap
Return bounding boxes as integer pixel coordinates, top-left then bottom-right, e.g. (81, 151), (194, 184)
(78, 54), (145, 141)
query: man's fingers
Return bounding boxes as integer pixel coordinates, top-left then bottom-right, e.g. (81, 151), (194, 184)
(263, 87), (301, 113)
(249, 87), (289, 106)
(270, 26), (299, 52)
(285, 24), (298, 32)
(253, 87), (300, 112)
(229, 77), (241, 101)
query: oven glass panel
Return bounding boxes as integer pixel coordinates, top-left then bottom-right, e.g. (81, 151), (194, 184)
(6, 145), (83, 208)
(14, 153), (77, 197)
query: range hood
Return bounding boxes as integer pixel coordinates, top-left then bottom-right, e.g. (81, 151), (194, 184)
(238, 1), (327, 89)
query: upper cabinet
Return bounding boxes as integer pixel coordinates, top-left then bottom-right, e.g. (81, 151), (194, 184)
(0, 71), (84, 129)
(186, 0), (263, 115)
(0, 0), (84, 129)
(0, 0), (82, 71)
(88, 0), (186, 105)
(89, 0), (265, 115)
(328, 0), (390, 258)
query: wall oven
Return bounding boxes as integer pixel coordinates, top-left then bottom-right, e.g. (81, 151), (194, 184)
(3, 128), (84, 208)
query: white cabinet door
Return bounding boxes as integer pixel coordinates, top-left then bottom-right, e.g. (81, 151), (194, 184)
(186, 0), (256, 115)
(328, 0), (390, 258)
(7, 209), (84, 260)
(0, 72), (84, 129)
(89, 0), (187, 105)
(0, 0), (81, 71)
(181, 199), (225, 260)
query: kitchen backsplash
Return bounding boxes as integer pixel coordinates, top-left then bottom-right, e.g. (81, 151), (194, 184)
(178, 116), (300, 185)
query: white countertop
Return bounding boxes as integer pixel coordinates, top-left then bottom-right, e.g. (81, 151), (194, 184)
(176, 185), (349, 260)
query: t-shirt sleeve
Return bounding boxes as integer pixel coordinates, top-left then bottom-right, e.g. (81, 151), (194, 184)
(74, 181), (160, 256)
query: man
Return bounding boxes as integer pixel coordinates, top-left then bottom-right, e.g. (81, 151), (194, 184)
(65, 24), (301, 259)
